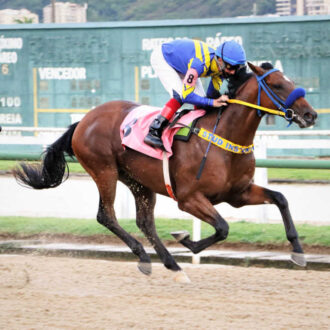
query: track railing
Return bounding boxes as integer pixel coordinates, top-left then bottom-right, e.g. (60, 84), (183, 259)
(1, 127), (330, 165)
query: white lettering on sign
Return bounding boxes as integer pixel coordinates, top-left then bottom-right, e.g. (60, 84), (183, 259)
(0, 52), (17, 63)
(142, 38), (174, 51)
(142, 34), (244, 52)
(142, 37), (189, 51)
(205, 33), (243, 48)
(38, 67), (86, 80)
(0, 113), (22, 124)
(141, 66), (157, 78)
(0, 96), (21, 107)
(0, 36), (23, 50)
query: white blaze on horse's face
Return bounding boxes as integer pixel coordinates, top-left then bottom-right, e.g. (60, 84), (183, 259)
(283, 75), (293, 83)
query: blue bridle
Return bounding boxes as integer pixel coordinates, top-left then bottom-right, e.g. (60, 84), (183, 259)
(256, 68), (306, 125)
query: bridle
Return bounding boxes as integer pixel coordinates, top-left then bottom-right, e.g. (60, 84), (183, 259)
(255, 68), (306, 123)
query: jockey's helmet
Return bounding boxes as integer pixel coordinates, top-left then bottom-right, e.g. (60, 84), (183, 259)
(215, 40), (246, 66)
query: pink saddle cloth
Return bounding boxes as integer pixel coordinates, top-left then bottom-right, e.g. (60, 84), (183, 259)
(120, 105), (205, 160)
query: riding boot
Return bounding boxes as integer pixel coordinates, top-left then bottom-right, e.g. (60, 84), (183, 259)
(143, 115), (169, 149)
(144, 97), (182, 149)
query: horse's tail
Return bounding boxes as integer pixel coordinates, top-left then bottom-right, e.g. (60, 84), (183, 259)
(13, 122), (79, 189)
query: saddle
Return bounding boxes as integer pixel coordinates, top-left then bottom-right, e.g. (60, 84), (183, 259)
(120, 105), (205, 160)
(171, 109), (201, 142)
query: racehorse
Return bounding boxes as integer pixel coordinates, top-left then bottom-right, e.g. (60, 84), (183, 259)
(13, 62), (317, 282)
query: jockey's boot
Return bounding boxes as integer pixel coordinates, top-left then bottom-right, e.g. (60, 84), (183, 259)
(143, 115), (169, 149)
(144, 97), (182, 149)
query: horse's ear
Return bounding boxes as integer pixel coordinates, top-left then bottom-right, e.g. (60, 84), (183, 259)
(247, 62), (265, 76)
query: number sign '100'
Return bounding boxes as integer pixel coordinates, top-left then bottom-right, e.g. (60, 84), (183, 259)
(0, 96), (21, 107)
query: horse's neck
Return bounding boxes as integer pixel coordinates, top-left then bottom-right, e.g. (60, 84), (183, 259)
(217, 81), (261, 146)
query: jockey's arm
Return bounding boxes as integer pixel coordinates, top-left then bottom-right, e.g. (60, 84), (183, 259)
(206, 76), (228, 107)
(182, 68), (221, 107)
(206, 76), (222, 99)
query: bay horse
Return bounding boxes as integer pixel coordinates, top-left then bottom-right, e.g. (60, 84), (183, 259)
(13, 62), (317, 282)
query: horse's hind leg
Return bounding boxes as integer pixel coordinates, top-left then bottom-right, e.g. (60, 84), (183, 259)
(175, 192), (229, 254)
(232, 183), (305, 267)
(120, 175), (189, 282)
(95, 169), (152, 275)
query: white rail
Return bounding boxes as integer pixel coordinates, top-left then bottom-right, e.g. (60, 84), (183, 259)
(2, 127), (330, 135)
(256, 130), (330, 136)
(1, 126), (66, 133)
(1, 127), (330, 146)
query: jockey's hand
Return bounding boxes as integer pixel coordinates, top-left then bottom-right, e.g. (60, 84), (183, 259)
(212, 95), (229, 107)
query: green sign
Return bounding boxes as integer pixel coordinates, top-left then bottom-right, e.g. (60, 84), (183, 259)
(0, 16), (329, 134)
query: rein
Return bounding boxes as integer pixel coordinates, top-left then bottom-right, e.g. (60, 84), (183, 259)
(227, 99), (286, 117)
(196, 107), (223, 180)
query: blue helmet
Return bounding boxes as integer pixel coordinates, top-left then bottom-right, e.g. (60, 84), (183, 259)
(215, 40), (246, 66)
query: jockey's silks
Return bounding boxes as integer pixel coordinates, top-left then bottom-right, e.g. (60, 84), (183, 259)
(161, 98), (182, 120)
(162, 39), (223, 107)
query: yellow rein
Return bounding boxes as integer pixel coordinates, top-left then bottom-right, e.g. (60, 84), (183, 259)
(228, 99), (286, 117)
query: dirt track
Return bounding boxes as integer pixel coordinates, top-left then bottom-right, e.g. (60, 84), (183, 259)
(0, 255), (329, 329)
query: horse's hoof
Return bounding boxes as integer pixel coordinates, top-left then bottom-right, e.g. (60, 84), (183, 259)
(291, 252), (307, 267)
(137, 262), (152, 276)
(174, 271), (191, 284)
(171, 230), (190, 242)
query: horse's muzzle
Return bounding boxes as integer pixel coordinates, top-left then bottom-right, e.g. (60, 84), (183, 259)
(299, 110), (317, 128)
(304, 111), (317, 125)
(295, 109), (317, 128)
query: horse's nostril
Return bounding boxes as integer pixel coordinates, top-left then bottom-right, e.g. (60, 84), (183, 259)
(304, 112), (316, 122)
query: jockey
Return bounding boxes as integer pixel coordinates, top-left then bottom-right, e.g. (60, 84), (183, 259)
(144, 39), (247, 149)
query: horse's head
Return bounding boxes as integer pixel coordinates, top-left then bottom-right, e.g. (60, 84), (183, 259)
(248, 62), (317, 128)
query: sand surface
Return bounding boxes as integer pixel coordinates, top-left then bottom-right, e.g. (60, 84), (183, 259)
(0, 255), (329, 329)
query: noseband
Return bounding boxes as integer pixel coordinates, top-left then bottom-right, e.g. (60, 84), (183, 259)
(256, 68), (306, 124)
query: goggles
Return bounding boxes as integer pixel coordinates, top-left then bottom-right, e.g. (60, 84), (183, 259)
(223, 61), (240, 72)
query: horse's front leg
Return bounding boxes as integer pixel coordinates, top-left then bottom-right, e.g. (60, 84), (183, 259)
(232, 183), (306, 267)
(173, 192), (229, 254)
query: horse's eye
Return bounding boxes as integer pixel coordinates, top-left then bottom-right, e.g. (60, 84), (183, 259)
(273, 84), (282, 89)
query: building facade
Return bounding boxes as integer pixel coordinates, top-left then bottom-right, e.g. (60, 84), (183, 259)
(276, 0), (293, 16)
(276, 0), (330, 15)
(0, 9), (39, 24)
(305, 0), (330, 15)
(43, 2), (87, 23)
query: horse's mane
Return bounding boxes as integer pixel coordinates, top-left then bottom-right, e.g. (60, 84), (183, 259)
(227, 62), (274, 98)
(227, 66), (253, 98)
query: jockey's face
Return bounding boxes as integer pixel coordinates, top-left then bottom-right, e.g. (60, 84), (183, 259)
(216, 57), (239, 78)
